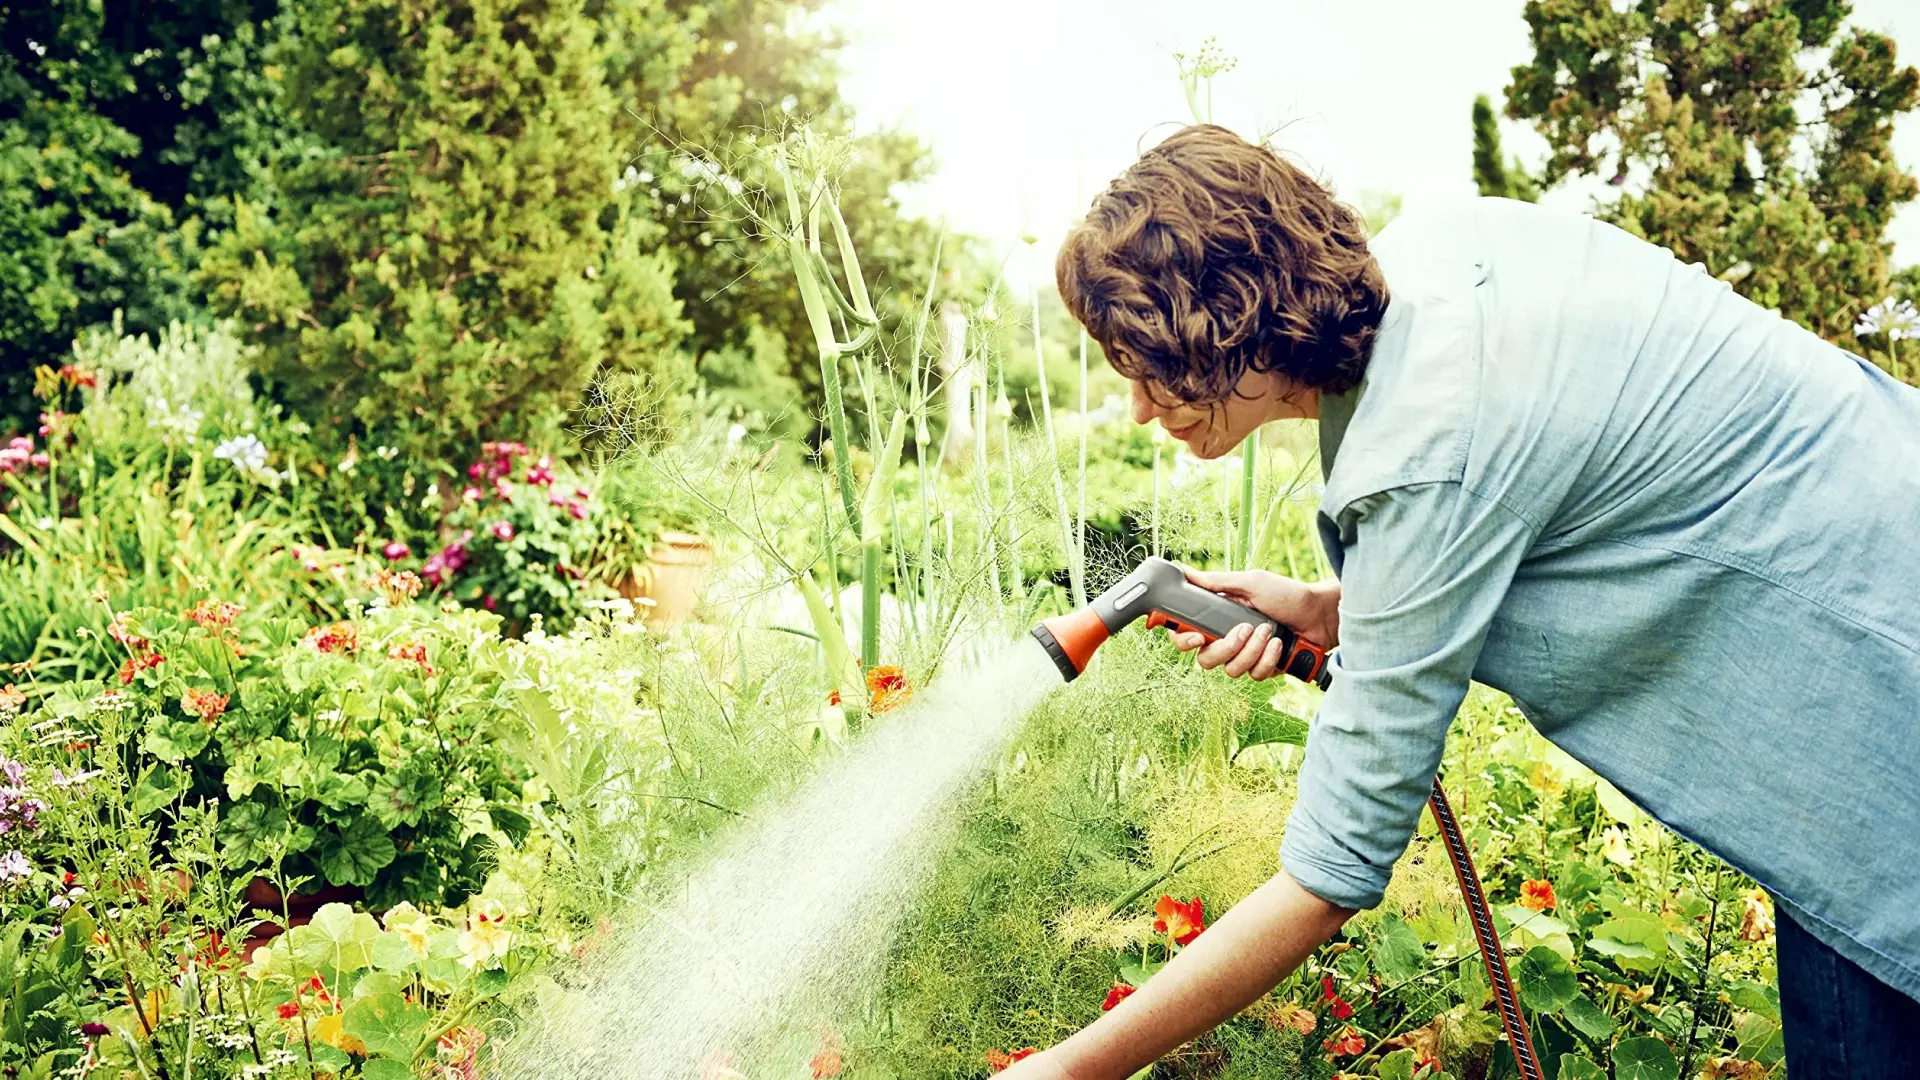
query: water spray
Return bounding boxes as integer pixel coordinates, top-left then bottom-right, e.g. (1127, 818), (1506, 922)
(1031, 557), (1545, 1080)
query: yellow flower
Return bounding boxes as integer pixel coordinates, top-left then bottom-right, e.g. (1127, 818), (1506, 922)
(1738, 889), (1775, 942)
(1601, 826), (1634, 868)
(382, 901), (438, 957)
(457, 910), (512, 968)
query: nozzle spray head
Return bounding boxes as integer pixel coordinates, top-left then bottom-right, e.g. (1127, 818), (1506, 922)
(1030, 557), (1332, 688)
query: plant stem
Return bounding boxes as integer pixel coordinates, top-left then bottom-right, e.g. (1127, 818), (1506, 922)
(1237, 431), (1258, 570)
(1678, 866), (1725, 1078)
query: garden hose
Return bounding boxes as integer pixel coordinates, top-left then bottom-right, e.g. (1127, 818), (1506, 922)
(1033, 557), (1545, 1079)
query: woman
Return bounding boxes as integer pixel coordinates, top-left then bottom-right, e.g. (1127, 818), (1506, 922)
(1000, 125), (1920, 1079)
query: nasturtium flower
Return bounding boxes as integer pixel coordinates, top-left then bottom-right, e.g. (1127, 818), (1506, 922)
(1519, 878), (1557, 912)
(1153, 894), (1205, 946)
(275, 1001), (299, 1020)
(1273, 1004), (1316, 1034)
(1738, 888), (1775, 942)
(1601, 826), (1634, 868)
(1100, 983), (1136, 1011)
(866, 665), (912, 712)
(1321, 1026), (1366, 1057)
(809, 1036), (844, 1079)
(1320, 975), (1354, 1019)
(458, 910), (512, 968)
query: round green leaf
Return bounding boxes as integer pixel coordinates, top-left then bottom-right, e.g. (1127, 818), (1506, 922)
(342, 991), (429, 1060)
(1613, 1036), (1679, 1080)
(362, 1059), (414, 1080)
(1370, 915), (1426, 982)
(1557, 1055), (1605, 1080)
(1516, 944), (1578, 1012)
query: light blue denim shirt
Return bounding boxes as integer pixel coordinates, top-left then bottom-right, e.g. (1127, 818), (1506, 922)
(1279, 197), (1920, 1000)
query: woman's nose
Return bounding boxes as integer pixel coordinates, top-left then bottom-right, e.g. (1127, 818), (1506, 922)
(1130, 382), (1162, 425)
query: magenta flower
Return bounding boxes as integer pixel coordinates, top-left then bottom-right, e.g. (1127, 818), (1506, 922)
(526, 455), (554, 486)
(462, 485), (482, 502)
(491, 521), (515, 542)
(382, 541), (411, 560)
(493, 476), (513, 501)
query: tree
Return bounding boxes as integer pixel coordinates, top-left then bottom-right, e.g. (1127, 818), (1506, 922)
(201, 0), (692, 461)
(0, 0), (294, 427)
(1502, 0), (1917, 345)
(1470, 95), (1539, 202)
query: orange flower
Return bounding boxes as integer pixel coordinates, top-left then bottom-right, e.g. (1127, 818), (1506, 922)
(179, 688), (229, 723)
(301, 621), (360, 655)
(1738, 889), (1774, 942)
(808, 1037), (844, 1079)
(1100, 983), (1135, 1011)
(1153, 894), (1205, 946)
(0, 683), (24, 713)
(386, 641), (434, 675)
(865, 665), (911, 712)
(985, 1048), (1038, 1073)
(1321, 1026), (1366, 1057)
(1520, 878), (1557, 912)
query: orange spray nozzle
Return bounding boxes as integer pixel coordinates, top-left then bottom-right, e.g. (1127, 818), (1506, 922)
(1032, 606), (1111, 682)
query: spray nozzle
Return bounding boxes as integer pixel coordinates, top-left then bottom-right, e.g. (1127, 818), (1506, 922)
(1032, 557), (1331, 687)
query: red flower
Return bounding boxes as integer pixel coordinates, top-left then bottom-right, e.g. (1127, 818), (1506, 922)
(1321, 975), (1354, 1019)
(1100, 983), (1136, 1011)
(179, 688), (229, 723)
(1321, 1026), (1366, 1057)
(1153, 895), (1205, 946)
(1520, 878), (1557, 912)
(276, 1002), (299, 1019)
(809, 1039), (844, 1079)
(58, 364), (97, 389)
(526, 455), (554, 487)
(186, 599), (244, 631)
(80, 1022), (109, 1037)
(985, 1048), (1038, 1073)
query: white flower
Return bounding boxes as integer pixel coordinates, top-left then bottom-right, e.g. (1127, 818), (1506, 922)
(1854, 298), (1920, 341)
(726, 423), (747, 450)
(213, 434), (269, 473)
(0, 850), (31, 883)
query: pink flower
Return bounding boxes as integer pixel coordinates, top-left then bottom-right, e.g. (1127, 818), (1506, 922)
(27, 452), (47, 469)
(525, 455), (554, 486)
(491, 521), (515, 542)
(382, 541), (411, 560)
(482, 594), (498, 611)
(568, 500), (588, 521)
(462, 486), (482, 502)
(493, 476), (513, 501)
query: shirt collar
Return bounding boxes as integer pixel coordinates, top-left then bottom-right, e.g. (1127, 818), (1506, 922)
(1317, 383), (1360, 481)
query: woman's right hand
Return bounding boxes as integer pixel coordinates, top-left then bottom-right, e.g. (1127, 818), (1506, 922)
(1167, 567), (1340, 680)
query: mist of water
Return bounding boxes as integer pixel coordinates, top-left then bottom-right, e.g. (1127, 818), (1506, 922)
(494, 638), (1065, 1079)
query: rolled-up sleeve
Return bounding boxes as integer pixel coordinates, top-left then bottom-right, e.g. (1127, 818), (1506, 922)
(1280, 481), (1536, 910)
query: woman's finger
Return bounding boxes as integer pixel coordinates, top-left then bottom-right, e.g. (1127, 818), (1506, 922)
(1222, 622), (1275, 678)
(1168, 631), (1208, 652)
(1248, 637), (1284, 681)
(1194, 623), (1254, 670)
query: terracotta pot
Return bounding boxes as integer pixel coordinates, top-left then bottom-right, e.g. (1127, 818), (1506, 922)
(636, 531), (713, 624)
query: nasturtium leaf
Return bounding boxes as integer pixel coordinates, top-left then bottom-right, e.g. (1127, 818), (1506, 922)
(1733, 1011), (1784, 1063)
(1726, 979), (1780, 1021)
(1561, 990), (1615, 1040)
(130, 766), (186, 816)
(342, 992), (428, 1060)
(301, 1041), (351, 1073)
(1588, 913), (1668, 972)
(362, 1058), (414, 1080)
(293, 903), (380, 972)
(370, 930), (418, 974)
(1556, 1054), (1605, 1080)
(472, 966), (510, 997)
(317, 816), (398, 886)
(1499, 904), (1576, 962)
(418, 928), (470, 991)
(1116, 956), (1167, 989)
(352, 971), (404, 1000)
(1612, 1036), (1679, 1080)
(1370, 914), (1427, 982)
(1375, 1048), (1417, 1080)
(1516, 945), (1578, 1012)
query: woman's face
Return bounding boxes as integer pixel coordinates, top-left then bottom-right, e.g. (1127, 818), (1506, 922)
(1128, 370), (1318, 459)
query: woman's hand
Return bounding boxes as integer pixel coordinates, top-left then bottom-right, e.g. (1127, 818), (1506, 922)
(1167, 567), (1340, 679)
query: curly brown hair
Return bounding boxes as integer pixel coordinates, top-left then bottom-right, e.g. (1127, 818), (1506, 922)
(1056, 125), (1388, 404)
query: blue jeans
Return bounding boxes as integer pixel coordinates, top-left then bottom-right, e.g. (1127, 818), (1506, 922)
(1776, 903), (1920, 1078)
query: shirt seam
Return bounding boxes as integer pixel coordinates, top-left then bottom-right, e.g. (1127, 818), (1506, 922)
(1601, 535), (1919, 655)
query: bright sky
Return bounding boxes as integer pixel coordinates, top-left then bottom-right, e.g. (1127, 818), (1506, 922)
(836, 0), (1920, 289)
